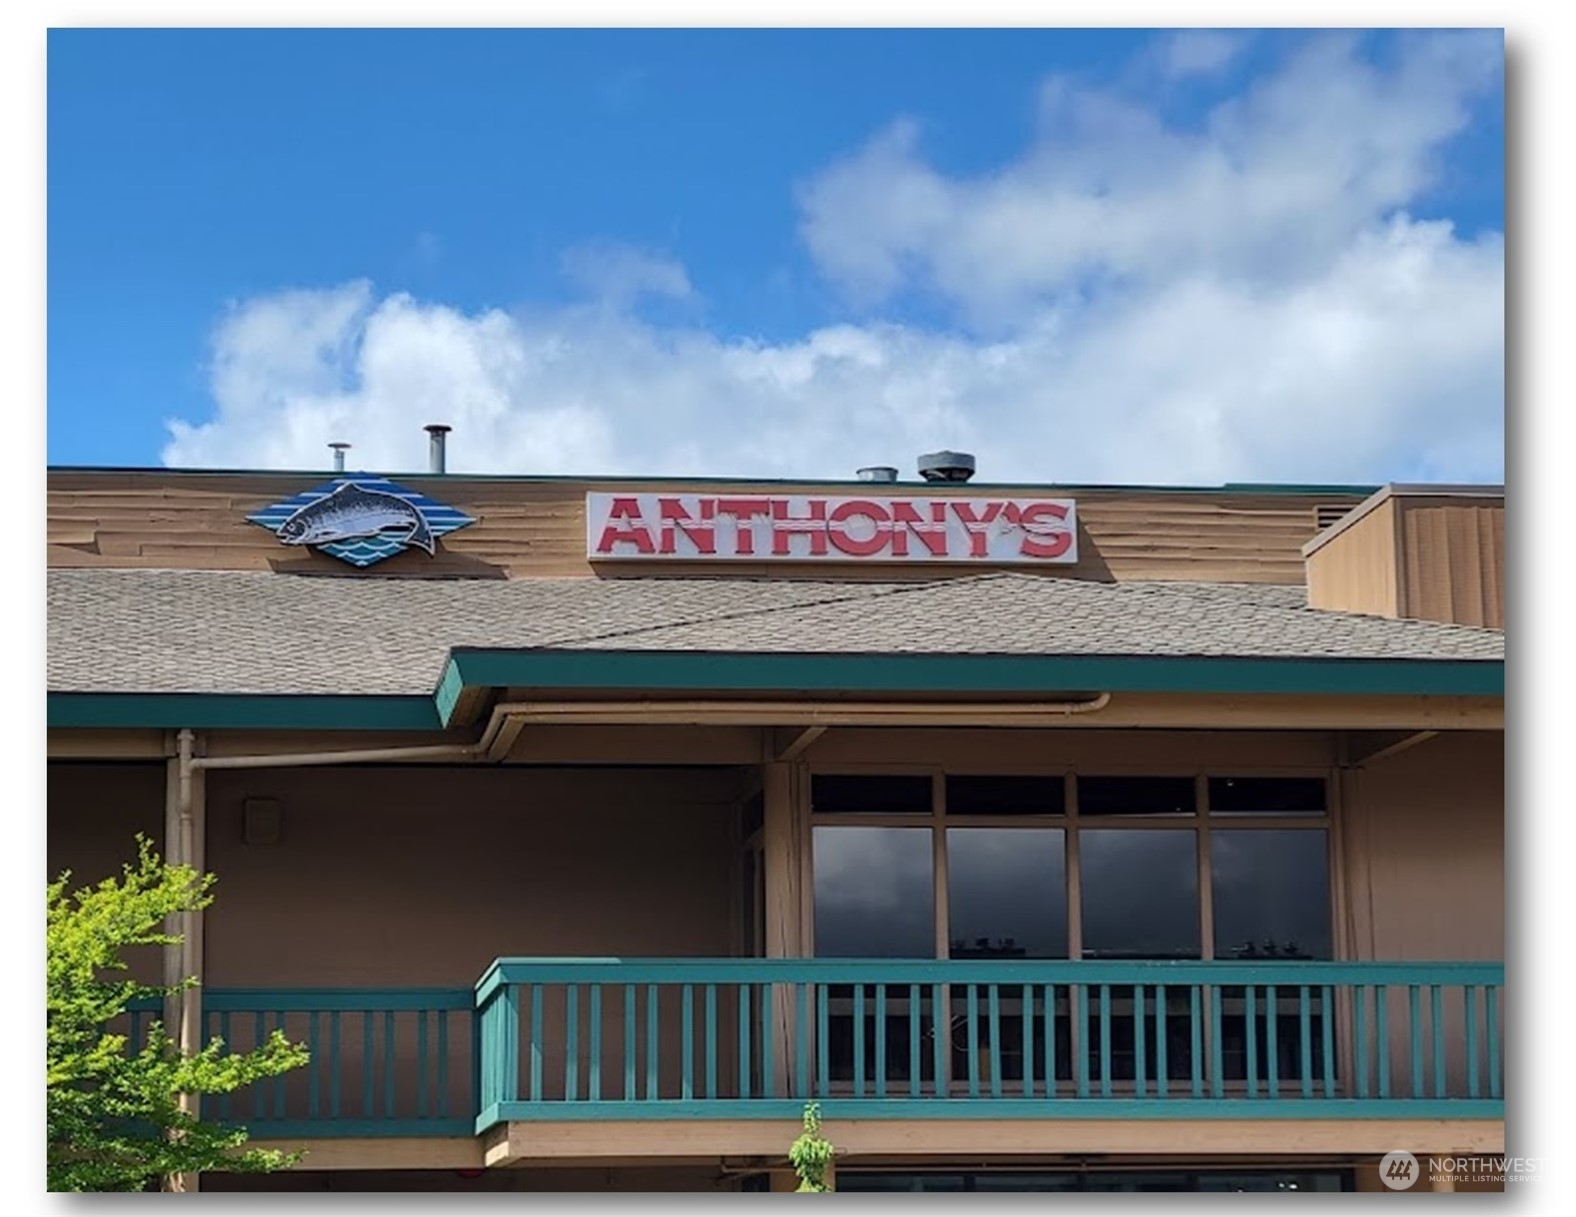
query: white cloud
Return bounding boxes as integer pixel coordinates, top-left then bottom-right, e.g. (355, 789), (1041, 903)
(1158, 29), (1249, 78)
(163, 31), (1503, 487)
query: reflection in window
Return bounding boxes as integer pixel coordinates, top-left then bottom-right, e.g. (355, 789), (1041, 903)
(812, 826), (934, 957)
(1079, 830), (1200, 959)
(1211, 830), (1332, 960)
(946, 828), (1066, 959)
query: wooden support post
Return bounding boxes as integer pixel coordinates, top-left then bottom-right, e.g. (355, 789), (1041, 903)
(162, 730), (206, 1193)
(762, 761), (809, 1096)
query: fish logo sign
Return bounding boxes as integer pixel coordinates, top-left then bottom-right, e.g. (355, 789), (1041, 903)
(247, 474), (476, 568)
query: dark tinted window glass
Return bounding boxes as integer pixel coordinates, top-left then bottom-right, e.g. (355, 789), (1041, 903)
(1208, 777), (1326, 816)
(1212, 829), (1332, 959)
(1079, 829), (1200, 959)
(812, 774), (932, 814)
(946, 828), (1067, 959)
(1078, 776), (1196, 816)
(812, 827), (934, 956)
(946, 775), (1065, 815)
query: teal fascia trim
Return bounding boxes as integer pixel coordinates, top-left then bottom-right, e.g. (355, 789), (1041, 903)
(438, 649), (1503, 723)
(478, 1098), (1503, 1130)
(47, 693), (442, 731)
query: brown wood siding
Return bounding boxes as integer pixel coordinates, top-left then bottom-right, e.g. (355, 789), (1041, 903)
(48, 470), (1361, 584)
(1398, 500), (1505, 629)
(1305, 499), (1399, 619)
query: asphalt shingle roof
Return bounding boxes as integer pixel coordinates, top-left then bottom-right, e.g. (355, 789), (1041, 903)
(47, 568), (1503, 698)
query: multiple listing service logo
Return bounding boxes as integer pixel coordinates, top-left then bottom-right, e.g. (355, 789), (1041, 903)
(247, 474), (476, 568)
(1379, 1151), (1420, 1190)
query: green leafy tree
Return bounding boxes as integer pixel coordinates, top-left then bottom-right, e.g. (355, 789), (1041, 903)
(788, 1102), (835, 1192)
(47, 835), (309, 1191)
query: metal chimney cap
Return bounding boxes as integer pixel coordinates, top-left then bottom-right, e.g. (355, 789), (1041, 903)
(857, 466), (900, 483)
(917, 450), (977, 483)
(424, 423), (453, 435)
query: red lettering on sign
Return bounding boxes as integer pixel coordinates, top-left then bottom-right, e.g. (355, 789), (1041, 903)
(715, 498), (771, 555)
(595, 496), (656, 555)
(889, 501), (949, 558)
(1016, 501), (1073, 559)
(658, 497), (717, 555)
(828, 500), (891, 557)
(949, 500), (1004, 558)
(771, 499), (829, 556)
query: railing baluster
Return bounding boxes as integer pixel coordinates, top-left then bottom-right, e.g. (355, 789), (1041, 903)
(1465, 985), (1480, 1098)
(383, 1010), (395, 1119)
(1132, 985), (1146, 1098)
(223, 1012), (237, 1119)
(328, 1011), (340, 1118)
(1265, 986), (1279, 1099)
(624, 985), (636, 1101)
(932, 985), (946, 1098)
(1098, 985), (1111, 1099)
(1043, 984), (1056, 1098)
(1021, 984), (1034, 1099)
(1321, 986), (1335, 1099)
(416, 1010), (429, 1118)
(1155, 985), (1167, 1098)
(705, 984), (717, 1100)
(1209, 984), (1223, 1099)
(816, 984), (830, 1097)
(565, 985), (579, 1102)
(909, 984), (921, 1099)
(1376, 986), (1390, 1098)
(308, 1011), (320, 1119)
(1299, 986), (1313, 1099)
(762, 983), (775, 1099)
(522, 985), (539, 1103)
(1431, 984), (1446, 1099)
(277, 1012), (290, 1119)
(739, 983), (751, 1100)
(681, 984), (695, 1101)
(590, 986), (602, 1102)
(1246, 986), (1258, 1098)
(1190, 986), (1202, 1099)
(438, 1009), (449, 1119)
(875, 985), (887, 1099)
(645, 984), (658, 1101)
(1354, 985), (1368, 1099)
(257, 1012), (269, 1119)
(987, 985), (1002, 1099)
(795, 984), (809, 1098)
(966, 983), (980, 1098)
(853, 984), (866, 1098)
(1409, 984), (1424, 1099)
(1076, 985), (1090, 1099)
(1487, 985), (1501, 1100)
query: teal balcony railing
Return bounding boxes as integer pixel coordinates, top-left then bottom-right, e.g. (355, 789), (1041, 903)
(472, 959), (1503, 1133)
(110, 960), (1503, 1138)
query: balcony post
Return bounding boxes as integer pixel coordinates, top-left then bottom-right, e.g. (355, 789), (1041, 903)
(162, 729), (207, 1193)
(763, 760), (810, 1094)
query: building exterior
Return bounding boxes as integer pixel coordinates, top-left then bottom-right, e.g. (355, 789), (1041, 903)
(46, 452), (1505, 1193)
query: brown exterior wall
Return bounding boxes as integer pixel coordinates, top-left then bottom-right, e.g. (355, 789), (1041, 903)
(47, 469), (1363, 584)
(1306, 498), (1399, 619)
(1399, 500), (1505, 630)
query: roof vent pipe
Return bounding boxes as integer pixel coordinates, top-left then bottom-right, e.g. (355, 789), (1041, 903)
(328, 442), (351, 473)
(425, 424), (452, 475)
(917, 450), (976, 483)
(857, 466), (899, 483)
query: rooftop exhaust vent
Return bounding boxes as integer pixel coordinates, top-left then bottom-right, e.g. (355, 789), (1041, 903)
(917, 450), (976, 483)
(328, 442), (351, 473)
(857, 466), (899, 483)
(425, 424), (452, 475)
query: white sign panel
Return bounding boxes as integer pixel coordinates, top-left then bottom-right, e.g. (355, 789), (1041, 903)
(586, 492), (1078, 565)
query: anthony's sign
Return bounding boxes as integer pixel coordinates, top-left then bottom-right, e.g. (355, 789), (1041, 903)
(586, 492), (1078, 565)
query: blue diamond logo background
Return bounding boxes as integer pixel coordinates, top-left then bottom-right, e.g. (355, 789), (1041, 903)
(247, 474), (476, 568)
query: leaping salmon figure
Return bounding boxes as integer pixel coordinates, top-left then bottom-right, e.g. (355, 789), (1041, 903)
(274, 482), (436, 555)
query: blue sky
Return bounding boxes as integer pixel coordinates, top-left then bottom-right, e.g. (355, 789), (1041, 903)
(47, 27), (1504, 484)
